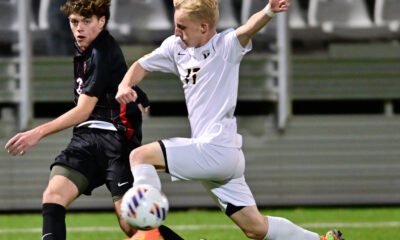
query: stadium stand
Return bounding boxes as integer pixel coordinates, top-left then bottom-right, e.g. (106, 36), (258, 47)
(217, 0), (240, 30)
(241, 0), (278, 39)
(7, 43), (397, 106)
(308, 0), (393, 40)
(1, 55), (277, 104)
(0, 58), (18, 104)
(108, 0), (173, 43)
(374, 0), (400, 33)
(241, 0), (323, 42)
(1, 115), (400, 210)
(292, 44), (400, 102)
(37, 0), (49, 30)
(0, 0), (50, 46)
(308, 0), (373, 28)
(1, 0), (400, 210)
(286, 0), (325, 41)
(0, 0), (18, 44)
(308, 0), (392, 39)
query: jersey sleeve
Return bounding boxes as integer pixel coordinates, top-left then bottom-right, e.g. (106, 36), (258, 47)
(138, 36), (179, 75)
(219, 29), (252, 64)
(81, 49), (110, 98)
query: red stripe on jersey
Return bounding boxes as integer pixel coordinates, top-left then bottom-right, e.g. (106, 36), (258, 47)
(120, 104), (134, 139)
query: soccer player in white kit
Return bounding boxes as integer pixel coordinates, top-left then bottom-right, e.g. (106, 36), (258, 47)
(116, 0), (343, 239)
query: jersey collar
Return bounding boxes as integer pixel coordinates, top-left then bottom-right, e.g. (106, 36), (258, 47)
(74, 30), (108, 57)
(186, 34), (217, 60)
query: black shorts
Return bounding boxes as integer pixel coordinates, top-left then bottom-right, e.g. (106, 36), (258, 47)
(51, 127), (138, 197)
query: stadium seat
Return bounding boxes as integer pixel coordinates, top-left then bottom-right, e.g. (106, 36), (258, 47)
(287, 0), (322, 41)
(308, 0), (372, 29)
(308, 0), (389, 39)
(108, 0), (173, 43)
(374, 0), (400, 32)
(0, 0), (18, 43)
(217, 0), (240, 30)
(38, 0), (49, 30)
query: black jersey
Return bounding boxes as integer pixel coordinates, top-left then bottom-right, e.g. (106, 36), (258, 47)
(73, 30), (146, 142)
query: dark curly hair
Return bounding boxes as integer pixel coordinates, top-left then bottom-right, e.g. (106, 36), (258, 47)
(61, 0), (111, 27)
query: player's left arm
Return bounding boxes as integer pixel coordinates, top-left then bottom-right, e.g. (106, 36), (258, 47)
(236, 0), (290, 48)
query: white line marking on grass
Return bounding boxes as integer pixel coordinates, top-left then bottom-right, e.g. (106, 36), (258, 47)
(1, 222), (400, 234)
(173, 222), (400, 230)
(301, 222), (400, 228)
(0, 227), (120, 233)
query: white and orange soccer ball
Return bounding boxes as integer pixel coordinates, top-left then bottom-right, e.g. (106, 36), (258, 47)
(121, 184), (169, 230)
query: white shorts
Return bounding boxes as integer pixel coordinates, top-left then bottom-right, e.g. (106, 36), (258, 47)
(160, 137), (256, 212)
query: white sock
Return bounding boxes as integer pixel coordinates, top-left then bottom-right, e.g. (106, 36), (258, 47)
(131, 164), (161, 191)
(264, 216), (320, 240)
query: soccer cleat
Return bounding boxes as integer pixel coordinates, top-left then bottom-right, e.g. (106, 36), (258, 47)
(320, 230), (344, 240)
(124, 228), (164, 240)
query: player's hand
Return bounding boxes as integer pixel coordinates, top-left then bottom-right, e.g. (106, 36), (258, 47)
(138, 104), (150, 115)
(4, 129), (41, 156)
(116, 84), (138, 104)
(270, 0), (290, 13)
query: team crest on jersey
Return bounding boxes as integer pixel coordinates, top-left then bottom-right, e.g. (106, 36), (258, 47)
(202, 50), (210, 59)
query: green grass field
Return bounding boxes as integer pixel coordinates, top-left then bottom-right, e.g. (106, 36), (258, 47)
(1, 207), (400, 239)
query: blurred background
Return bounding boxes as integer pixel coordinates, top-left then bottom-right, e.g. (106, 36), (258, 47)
(0, 0), (399, 212)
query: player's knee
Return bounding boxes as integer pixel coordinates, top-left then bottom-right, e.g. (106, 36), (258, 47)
(242, 224), (267, 239)
(243, 229), (267, 240)
(129, 147), (149, 166)
(42, 187), (64, 204)
(42, 181), (77, 207)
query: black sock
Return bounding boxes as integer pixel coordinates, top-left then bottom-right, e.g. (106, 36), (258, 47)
(159, 225), (184, 240)
(42, 203), (66, 240)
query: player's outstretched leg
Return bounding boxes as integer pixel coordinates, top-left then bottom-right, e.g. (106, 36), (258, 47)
(229, 206), (343, 240)
(128, 142), (166, 190)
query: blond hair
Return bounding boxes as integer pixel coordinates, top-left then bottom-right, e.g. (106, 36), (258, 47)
(173, 0), (219, 29)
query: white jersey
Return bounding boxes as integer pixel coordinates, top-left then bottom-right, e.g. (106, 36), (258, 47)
(139, 29), (252, 148)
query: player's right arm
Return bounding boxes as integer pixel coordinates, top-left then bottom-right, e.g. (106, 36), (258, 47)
(4, 94), (97, 156)
(117, 36), (177, 105)
(236, 0), (290, 47)
(116, 61), (149, 105)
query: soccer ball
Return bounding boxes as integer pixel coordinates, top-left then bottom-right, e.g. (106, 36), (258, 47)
(121, 184), (169, 230)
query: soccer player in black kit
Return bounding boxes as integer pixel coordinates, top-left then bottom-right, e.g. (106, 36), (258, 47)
(5, 1), (183, 240)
